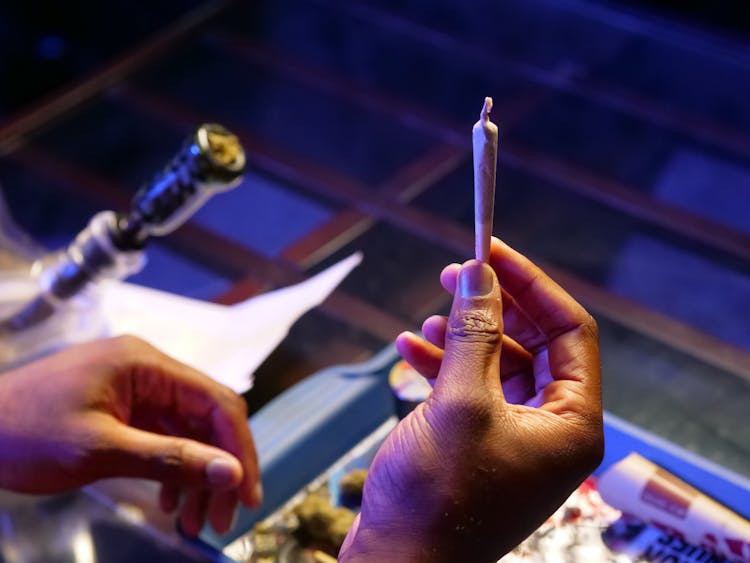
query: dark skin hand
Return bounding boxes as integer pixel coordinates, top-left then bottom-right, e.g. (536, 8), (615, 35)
(0, 335), (262, 537)
(340, 238), (604, 562)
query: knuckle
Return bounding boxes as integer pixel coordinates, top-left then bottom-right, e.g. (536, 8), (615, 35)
(59, 425), (110, 483)
(110, 334), (153, 356)
(105, 335), (165, 378)
(447, 309), (501, 346)
(216, 385), (248, 418)
(231, 393), (249, 419)
(578, 313), (599, 342)
(156, 442), (188, 480)
(514, 271), (543, 303)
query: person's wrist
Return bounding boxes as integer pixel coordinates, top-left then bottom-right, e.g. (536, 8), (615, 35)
(339, 520), (438, 563)
(341, 510), (505, 563)
(342, 495), (523, 563)
(341, 524), (510, 563)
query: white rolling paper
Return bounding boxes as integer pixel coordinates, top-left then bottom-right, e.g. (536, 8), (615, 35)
(99, 252), (363, 393)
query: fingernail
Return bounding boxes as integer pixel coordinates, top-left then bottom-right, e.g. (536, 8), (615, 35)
(252, 482), (264, 507)
(206, 457), (238, 488)
(459, 261), (494, 297)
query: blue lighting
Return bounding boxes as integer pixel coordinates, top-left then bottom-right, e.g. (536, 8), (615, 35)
(36, 35), (66, 60)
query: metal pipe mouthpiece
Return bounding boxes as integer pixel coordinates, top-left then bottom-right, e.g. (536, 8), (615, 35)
(113, 123), (246, 248)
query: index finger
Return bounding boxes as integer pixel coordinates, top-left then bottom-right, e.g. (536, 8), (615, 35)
(488, 239), (601, 416)
(488, 238), (594, 342)
(117, 336), (262, 508)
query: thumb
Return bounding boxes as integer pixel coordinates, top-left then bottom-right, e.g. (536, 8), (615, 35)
(435, 260), (504, 396)
(101, 426), (244, 491)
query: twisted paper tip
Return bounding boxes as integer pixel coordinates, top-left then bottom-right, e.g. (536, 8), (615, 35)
(480, 97), (493, 121)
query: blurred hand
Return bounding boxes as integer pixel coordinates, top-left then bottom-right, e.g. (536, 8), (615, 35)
(0, 335), (262, 537)
(340, 238), (603, 562)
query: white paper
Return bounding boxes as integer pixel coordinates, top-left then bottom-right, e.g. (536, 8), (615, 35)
(99, 252), (362, 393)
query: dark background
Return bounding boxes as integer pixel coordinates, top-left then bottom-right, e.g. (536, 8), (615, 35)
(2, 2), (749, 115)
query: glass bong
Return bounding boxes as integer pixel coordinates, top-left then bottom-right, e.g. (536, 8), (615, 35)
(0, 123), (246, 371)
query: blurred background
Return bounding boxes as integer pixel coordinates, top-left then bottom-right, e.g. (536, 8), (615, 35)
(1, 0), (749, 479)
